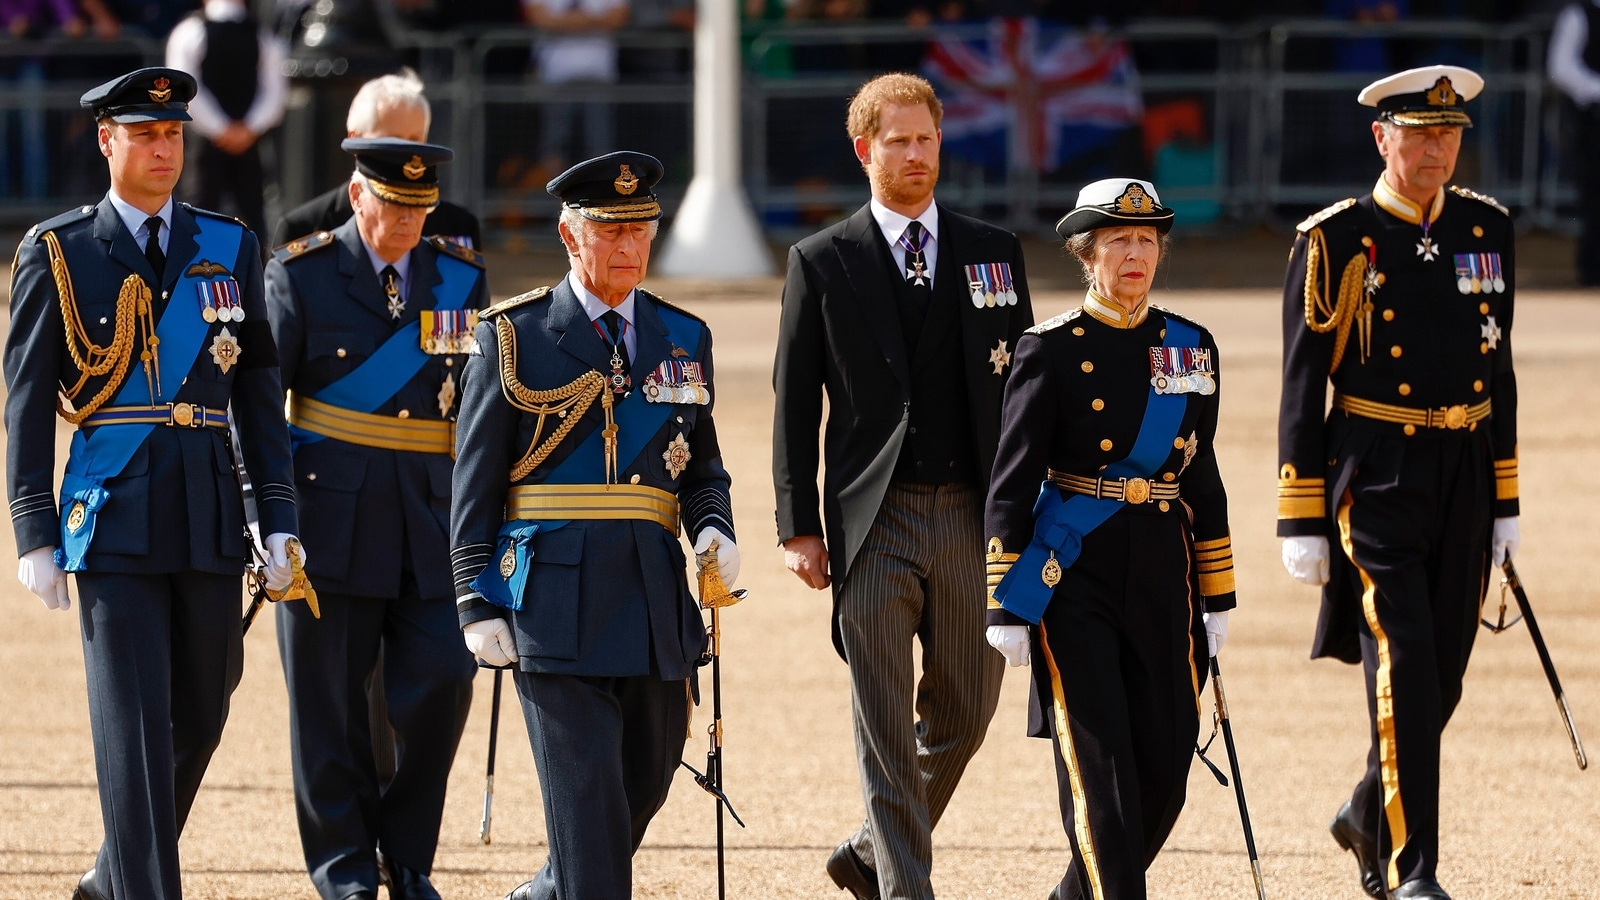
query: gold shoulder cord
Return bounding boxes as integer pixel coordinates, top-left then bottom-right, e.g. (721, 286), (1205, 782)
(1302, 226), (1371, 373)
(496, 315), (611, 482)
(44, 231), (158, 423)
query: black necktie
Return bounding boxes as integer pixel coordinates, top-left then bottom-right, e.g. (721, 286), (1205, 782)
(143, 216), (165, 282)
(381, 265), (404, 319)
(601, 309), (631, 372)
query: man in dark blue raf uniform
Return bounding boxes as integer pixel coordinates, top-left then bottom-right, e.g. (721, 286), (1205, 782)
(266, 138), (488, 900)
(450, 151), (738, 900)
(3, 67), (300, 900)
(1277, 65), (1520, 900)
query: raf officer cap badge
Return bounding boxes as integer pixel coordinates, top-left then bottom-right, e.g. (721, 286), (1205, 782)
(1054, 177), (1175, 240)
(80, 67), (196, 123)
(342, 137), (455, 208)
(1358, 65), (1483, 128)
(547, 151), (665, 223)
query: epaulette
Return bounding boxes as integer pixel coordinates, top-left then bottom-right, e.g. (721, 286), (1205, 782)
(640, 288), (706, 326)
(428, 234), (485, 268)
(481, 286), (551, 319)
(1153, 305), (1212, 338)
(1449, 185), (1508, 215)
(1026, 307), (1082, 335)
(25, 204), (96, 242)
(1296, 197), (1359, 233)
(181, 203), (249, 230)
(273, 230), (336, 263)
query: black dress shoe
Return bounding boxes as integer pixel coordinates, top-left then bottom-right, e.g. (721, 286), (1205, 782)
(1391, 878), (1452, 899)
(1328, 801), (1385, 900)
(502, 881), (537, 900)
(380, 856), (442, 900)
(343, 893), (377, 900)
(71, 868), (109, 900)
(825, 842), (880, 899)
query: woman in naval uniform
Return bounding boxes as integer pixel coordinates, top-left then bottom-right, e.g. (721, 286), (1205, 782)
(982, 178), (1239, 900)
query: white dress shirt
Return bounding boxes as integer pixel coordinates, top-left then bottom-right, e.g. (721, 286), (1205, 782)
(107, 190), (174, 257)
(869, 196), (940, 290)
(1550, 2), (1600, 108)
(165, 0), (289, 140)
(568, 269), (637, 360)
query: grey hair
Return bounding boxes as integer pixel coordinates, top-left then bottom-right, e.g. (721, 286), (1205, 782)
(347, 69), (431, 136)
(1064, 228), (1171, 288)
(558, 205), (660, 250)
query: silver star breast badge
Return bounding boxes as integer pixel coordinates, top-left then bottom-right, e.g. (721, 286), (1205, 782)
(1481, 315), (1501, 349)
(387, 295), (406, 319)
(1416, 236), (1439, 261)
(989, 339), (1011, 375)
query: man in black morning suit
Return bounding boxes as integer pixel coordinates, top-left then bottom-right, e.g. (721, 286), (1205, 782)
(267, 139), (488, 900)
(451, 151), (739, 900)
(3, 68), (300, 900)
(772, 74), (1033, 900)
(1277, 66), (1521, 900)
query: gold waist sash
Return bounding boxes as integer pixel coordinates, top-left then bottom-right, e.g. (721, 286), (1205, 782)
(290, 395), (455, 454)
(506, 483), (679, 532)
(1049, 469), (1181, 505)
(1333, 393), (1491, 431)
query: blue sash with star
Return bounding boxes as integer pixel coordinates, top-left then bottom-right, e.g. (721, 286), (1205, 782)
(57, 216), (244, 571)
(288, 253), (478, 451)
(471, 300), (703, 611)
(992, 316), (1200, 624)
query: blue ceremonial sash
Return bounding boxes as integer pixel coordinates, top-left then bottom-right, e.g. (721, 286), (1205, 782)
(290, 253), (478, 449)
(993, 316), (1201, 624)
(471, 300), (704, 610)
(57, 216), (245, 571)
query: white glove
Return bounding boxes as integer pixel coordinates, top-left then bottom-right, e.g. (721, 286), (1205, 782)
(464, 618), (517, 667)
(263, 533), (305, 592)
(17, 547), (70, 611)
(693, 527), (740, 588)
(1203, 609), (1229, 657)
(1281, 535), (1330, 586)
(1492, 516), (1519, 566)
(986, 624), (1030, 667)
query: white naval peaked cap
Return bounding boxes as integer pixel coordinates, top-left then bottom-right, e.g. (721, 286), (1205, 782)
(1054, 178), (1174, 240)
(1357, 65), (1483, 127)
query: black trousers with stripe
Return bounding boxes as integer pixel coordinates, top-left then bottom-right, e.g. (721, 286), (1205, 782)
(1333, 433), (1492, 890)
(1030, 510), (1205, 900)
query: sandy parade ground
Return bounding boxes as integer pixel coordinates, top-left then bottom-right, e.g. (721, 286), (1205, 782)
(0, 271), (1596, 899)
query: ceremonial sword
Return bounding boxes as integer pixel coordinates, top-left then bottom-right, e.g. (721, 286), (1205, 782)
(480, 667), (504, 844)
(1196, 654), (1267, 900)
(1487, 560), (1588, 770)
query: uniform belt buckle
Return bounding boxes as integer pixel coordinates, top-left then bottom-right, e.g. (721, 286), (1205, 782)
(1123, 477), (1151, 504)
(168, 402), (200, 428)
(1441, 404), (1468, 430)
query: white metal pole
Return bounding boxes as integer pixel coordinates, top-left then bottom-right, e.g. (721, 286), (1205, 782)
(657, 0), (774, 277)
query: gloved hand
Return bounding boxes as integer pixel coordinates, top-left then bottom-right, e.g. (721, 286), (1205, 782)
(17, 547), (70, 610)
(986, 624), (1030, 667)
(1203, 609), (1229, 657)
(1492, 516), (1519, 567)
(263, 533), (306, 592)
(693, 527), (740, 588)
(1281, 535), (1330, 586)
(464, 618), (517, 667)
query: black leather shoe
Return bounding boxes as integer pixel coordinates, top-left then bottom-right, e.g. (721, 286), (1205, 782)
(380, 856), (441, 900)
(1329, 801), (1385, 900)
(71, 868), (109, 900)
(502, 881), (537, 900)
(344, 893), (377, 900)
(1391, 878), (1452, 899)
(825, 842), (880, 899)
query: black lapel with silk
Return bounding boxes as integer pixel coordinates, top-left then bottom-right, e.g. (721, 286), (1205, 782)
(833, 204), (910, 391)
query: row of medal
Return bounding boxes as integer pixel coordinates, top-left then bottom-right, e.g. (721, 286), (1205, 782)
(965, 262), (1020, 308)
(1453, 253), (1505, 295)
(420, 309), (480, 355)
(1149, 346), (1217, 396)
(642, 359), (710, 405)
(196, 279), (244, 323)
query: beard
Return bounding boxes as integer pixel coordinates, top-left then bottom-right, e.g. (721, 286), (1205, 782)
(870, 158), (939, 207)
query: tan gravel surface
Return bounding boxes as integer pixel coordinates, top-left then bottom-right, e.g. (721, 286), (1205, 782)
(1, 286), (1596, 899)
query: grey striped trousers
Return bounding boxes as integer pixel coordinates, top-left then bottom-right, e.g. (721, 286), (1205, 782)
(837, 483), (1005, 900)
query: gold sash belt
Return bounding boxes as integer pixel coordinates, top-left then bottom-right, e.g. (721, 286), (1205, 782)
(507, 483), (679, 532)
(290, 395), (455, 454)
(1049, 469), (1181, 505)
(1333, 393), (1491, 432)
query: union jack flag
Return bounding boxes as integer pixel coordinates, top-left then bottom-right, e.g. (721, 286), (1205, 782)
(923, 18), (1143, 173)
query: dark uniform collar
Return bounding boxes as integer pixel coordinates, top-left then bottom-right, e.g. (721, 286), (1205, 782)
(1372, 176), (1444, 227)
(1083, 289), (1149, 329)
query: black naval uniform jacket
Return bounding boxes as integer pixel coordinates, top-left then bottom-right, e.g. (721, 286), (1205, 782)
(985, 294), (1238, 625)
(1278, 183), (1518, 662)
(265, 217), (489, 600)
(5, 198), (296, 572)
(272, 185), (482, 251)
(450, 280), (733, 680)
(773, 202), (1034, 586)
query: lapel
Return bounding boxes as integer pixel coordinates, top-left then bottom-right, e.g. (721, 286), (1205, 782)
(630, 290), (672, 385)
(93, 196), (159, 289)
(161, 204), (199, 297)
(910, 204), (962, 373)
(832, 203), (910, 391)
(548, 278), (616, 374)
(334, 218), (398, 325)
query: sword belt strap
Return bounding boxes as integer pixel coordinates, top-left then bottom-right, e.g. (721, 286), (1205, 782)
(1334, 392), (1492, 431)
(81, 402), (229, 430)
(290, 394), (455, 454)
(506, 483), (679, 532)
(1049, 469), (1181, 505)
